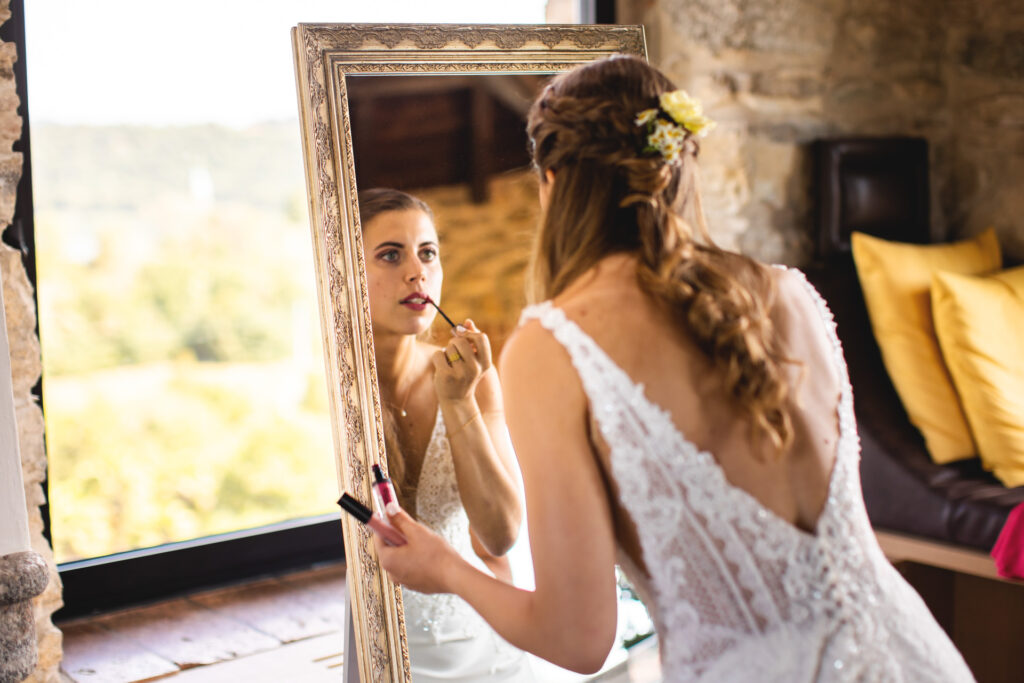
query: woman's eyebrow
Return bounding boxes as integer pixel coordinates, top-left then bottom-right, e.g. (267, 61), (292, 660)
(418, 240), (439, 248)
(374, 240), (404, 250)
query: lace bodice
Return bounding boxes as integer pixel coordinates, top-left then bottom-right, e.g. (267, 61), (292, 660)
(518, 268), (973, 682)
(402, 410), (484, 640)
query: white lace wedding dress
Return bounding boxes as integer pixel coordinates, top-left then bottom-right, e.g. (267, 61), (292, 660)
(401, 409), (535, 682)
(518, 269), (975, 683)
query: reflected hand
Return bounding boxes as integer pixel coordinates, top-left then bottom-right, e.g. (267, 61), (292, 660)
(432, 319), (492, 401)
(373, 504), (463, 595)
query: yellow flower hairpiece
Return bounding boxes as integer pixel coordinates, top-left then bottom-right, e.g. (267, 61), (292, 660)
(635, 89), (715, 163)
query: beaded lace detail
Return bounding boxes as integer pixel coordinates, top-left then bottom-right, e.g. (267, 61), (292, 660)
(518, 267), (974, 682)
(402, 410), (486, 641)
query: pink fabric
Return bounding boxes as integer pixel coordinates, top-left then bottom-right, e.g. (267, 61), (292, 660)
(991, 502), (1024, 580)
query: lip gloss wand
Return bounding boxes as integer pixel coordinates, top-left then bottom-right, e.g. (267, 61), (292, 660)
(337, 492), (407, 546)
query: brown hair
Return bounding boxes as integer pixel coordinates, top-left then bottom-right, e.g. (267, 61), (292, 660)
(358, 187), (436, 507)
(358, 187), (434, 227)
(527, 56), (795, 454)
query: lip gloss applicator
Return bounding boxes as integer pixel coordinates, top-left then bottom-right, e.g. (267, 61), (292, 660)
(424, 295), (457, 329)
(337, 492), (407, 546)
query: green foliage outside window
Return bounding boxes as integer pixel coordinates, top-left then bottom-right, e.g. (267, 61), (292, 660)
(35, 122), (338, 562)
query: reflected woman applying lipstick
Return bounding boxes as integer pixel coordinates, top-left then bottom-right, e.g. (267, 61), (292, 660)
(358, 188), (533, 682)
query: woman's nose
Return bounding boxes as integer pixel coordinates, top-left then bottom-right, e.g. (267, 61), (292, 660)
(405, 262), (426, 283)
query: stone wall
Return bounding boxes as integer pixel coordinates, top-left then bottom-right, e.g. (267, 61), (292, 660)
(0, 2), (63, 680)
(620, 0), (1024, 265)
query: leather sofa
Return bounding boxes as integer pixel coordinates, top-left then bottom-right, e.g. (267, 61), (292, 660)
(804, 137), (1024, 552)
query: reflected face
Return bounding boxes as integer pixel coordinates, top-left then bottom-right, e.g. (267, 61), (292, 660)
(363, 209), (442, 337)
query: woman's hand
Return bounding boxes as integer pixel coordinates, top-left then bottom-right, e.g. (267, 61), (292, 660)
(373, 505), (464, 595)
(432, 319), (493, 401)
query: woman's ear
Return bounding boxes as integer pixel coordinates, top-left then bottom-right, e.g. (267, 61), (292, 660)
(539, 168), (556, 213)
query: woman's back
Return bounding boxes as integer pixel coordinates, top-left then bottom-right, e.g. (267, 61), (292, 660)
(552, 254), (839, 536)
(518, 254), (974, 682)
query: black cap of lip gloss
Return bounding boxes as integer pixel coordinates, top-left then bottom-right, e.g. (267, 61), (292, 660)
(372, 464), (387, 484)
(337, 493), (371, 523)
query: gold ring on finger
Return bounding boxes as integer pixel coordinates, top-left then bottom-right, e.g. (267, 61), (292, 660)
(446, 349), (462, 363)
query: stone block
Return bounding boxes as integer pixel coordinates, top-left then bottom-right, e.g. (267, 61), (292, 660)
(751, 69), (824, 99)
(961, 32), (1024, 78)
(0, 551), (48, 683)
(0, 152), (21, 225)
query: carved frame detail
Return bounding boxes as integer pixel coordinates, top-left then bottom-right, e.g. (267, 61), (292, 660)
(292, 23), (646, 682)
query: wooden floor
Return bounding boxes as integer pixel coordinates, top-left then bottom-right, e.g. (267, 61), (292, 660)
(58, 562), (348, 682)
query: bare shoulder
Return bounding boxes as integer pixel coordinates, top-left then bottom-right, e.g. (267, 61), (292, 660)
(768, 265), (839, 385)
(768, 266), (826, 336)
(499, 318), (578, 389)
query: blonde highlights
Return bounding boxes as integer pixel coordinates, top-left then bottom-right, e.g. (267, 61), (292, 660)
(527, 56), (795, 454)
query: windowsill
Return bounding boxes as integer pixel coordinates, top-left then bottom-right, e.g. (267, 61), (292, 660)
(56, 559), (663, 683)
(57, 561), (347, 681)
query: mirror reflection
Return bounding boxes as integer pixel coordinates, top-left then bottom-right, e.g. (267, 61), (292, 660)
(353, 74), (541, 681)
(348, 75), (544, 357)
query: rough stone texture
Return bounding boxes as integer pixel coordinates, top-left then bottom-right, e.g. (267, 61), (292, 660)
(0, 4), (63, 681)
(619, 0), (1024, 264)
(0, 249), (63, 683)
(0, 551), (47, 683)
(413, 170), (540, 358)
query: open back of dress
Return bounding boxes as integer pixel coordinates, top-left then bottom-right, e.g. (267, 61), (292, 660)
(519, 268), (974, 683)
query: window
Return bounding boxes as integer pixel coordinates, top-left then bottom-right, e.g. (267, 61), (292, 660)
(25, 0), (564, 617)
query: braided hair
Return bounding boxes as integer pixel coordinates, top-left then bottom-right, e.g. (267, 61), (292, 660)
(526, 56), (795, 455)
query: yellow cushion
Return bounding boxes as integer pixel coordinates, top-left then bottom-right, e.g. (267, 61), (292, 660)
(851, 229), (1001, 463)
(932, 266), (1024, 487)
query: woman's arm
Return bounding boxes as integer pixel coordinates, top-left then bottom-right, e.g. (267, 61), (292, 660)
(379, 320), (620, 672)
(434, 321), (522, 556)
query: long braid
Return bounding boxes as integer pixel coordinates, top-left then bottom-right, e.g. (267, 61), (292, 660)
(528, 56), (795, 455)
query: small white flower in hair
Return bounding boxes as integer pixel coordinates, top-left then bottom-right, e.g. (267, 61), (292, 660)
(635, 89), (716, 163)
(634, 108), (659, 127)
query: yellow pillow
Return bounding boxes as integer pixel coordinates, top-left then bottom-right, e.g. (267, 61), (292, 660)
(851, 229), (1001, 463)
(932, 266), (1024, 487)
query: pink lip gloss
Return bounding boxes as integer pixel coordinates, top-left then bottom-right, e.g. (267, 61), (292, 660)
(371, 464), (397, 517)
(337, 492), (407, 547)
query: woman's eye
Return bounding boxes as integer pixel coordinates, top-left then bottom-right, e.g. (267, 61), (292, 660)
(378, 250), (400, 263)
(420, 248), (438, 262)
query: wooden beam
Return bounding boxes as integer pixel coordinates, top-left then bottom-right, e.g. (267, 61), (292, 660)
(875, 530), (1019, 583)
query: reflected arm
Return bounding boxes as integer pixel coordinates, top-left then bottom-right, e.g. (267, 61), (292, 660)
(447, 321), (620, 671)
(442, 365), (523, 556)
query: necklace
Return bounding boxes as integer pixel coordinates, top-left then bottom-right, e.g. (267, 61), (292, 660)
(390, 376), (415, 418)
(385, 348), (419, 418)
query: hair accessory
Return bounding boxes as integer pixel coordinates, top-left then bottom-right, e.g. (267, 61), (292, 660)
(635, 90), (715, 163)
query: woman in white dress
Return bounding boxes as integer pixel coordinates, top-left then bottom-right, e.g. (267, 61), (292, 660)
(359, 188), (534, 681)
(374, 57), (976, 682)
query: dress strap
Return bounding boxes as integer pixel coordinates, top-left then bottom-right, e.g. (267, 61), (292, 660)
(517, 302), (646, 422)
(776, 266), (861, 485)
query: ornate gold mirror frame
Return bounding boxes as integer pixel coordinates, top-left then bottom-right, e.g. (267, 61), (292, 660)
(292, 23), (646, 682)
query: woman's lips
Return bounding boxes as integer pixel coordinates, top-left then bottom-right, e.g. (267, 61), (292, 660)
(400, 294), (430, 311)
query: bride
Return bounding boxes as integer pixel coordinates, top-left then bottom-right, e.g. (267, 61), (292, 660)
(374, 57), (975, 682)
(359, 188), (534, 681)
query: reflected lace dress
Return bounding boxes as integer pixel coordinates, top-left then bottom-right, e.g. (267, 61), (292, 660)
(518, 270), (975, 683)
(402, 409), (535, 682)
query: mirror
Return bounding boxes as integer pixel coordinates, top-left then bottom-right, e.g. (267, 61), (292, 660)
(292, 24), (646, 682)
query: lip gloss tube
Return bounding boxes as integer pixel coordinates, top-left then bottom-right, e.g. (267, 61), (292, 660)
(371, 464), (398, 518)
(337, 492), (407, 546)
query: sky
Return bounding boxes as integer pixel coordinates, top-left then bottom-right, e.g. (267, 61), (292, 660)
(24, 0), (550, 127)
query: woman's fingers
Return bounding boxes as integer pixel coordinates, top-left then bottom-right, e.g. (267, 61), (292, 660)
(453, 319), (492, 369)
(385, 505), (417, 532)
(372, 505), (458, 594)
